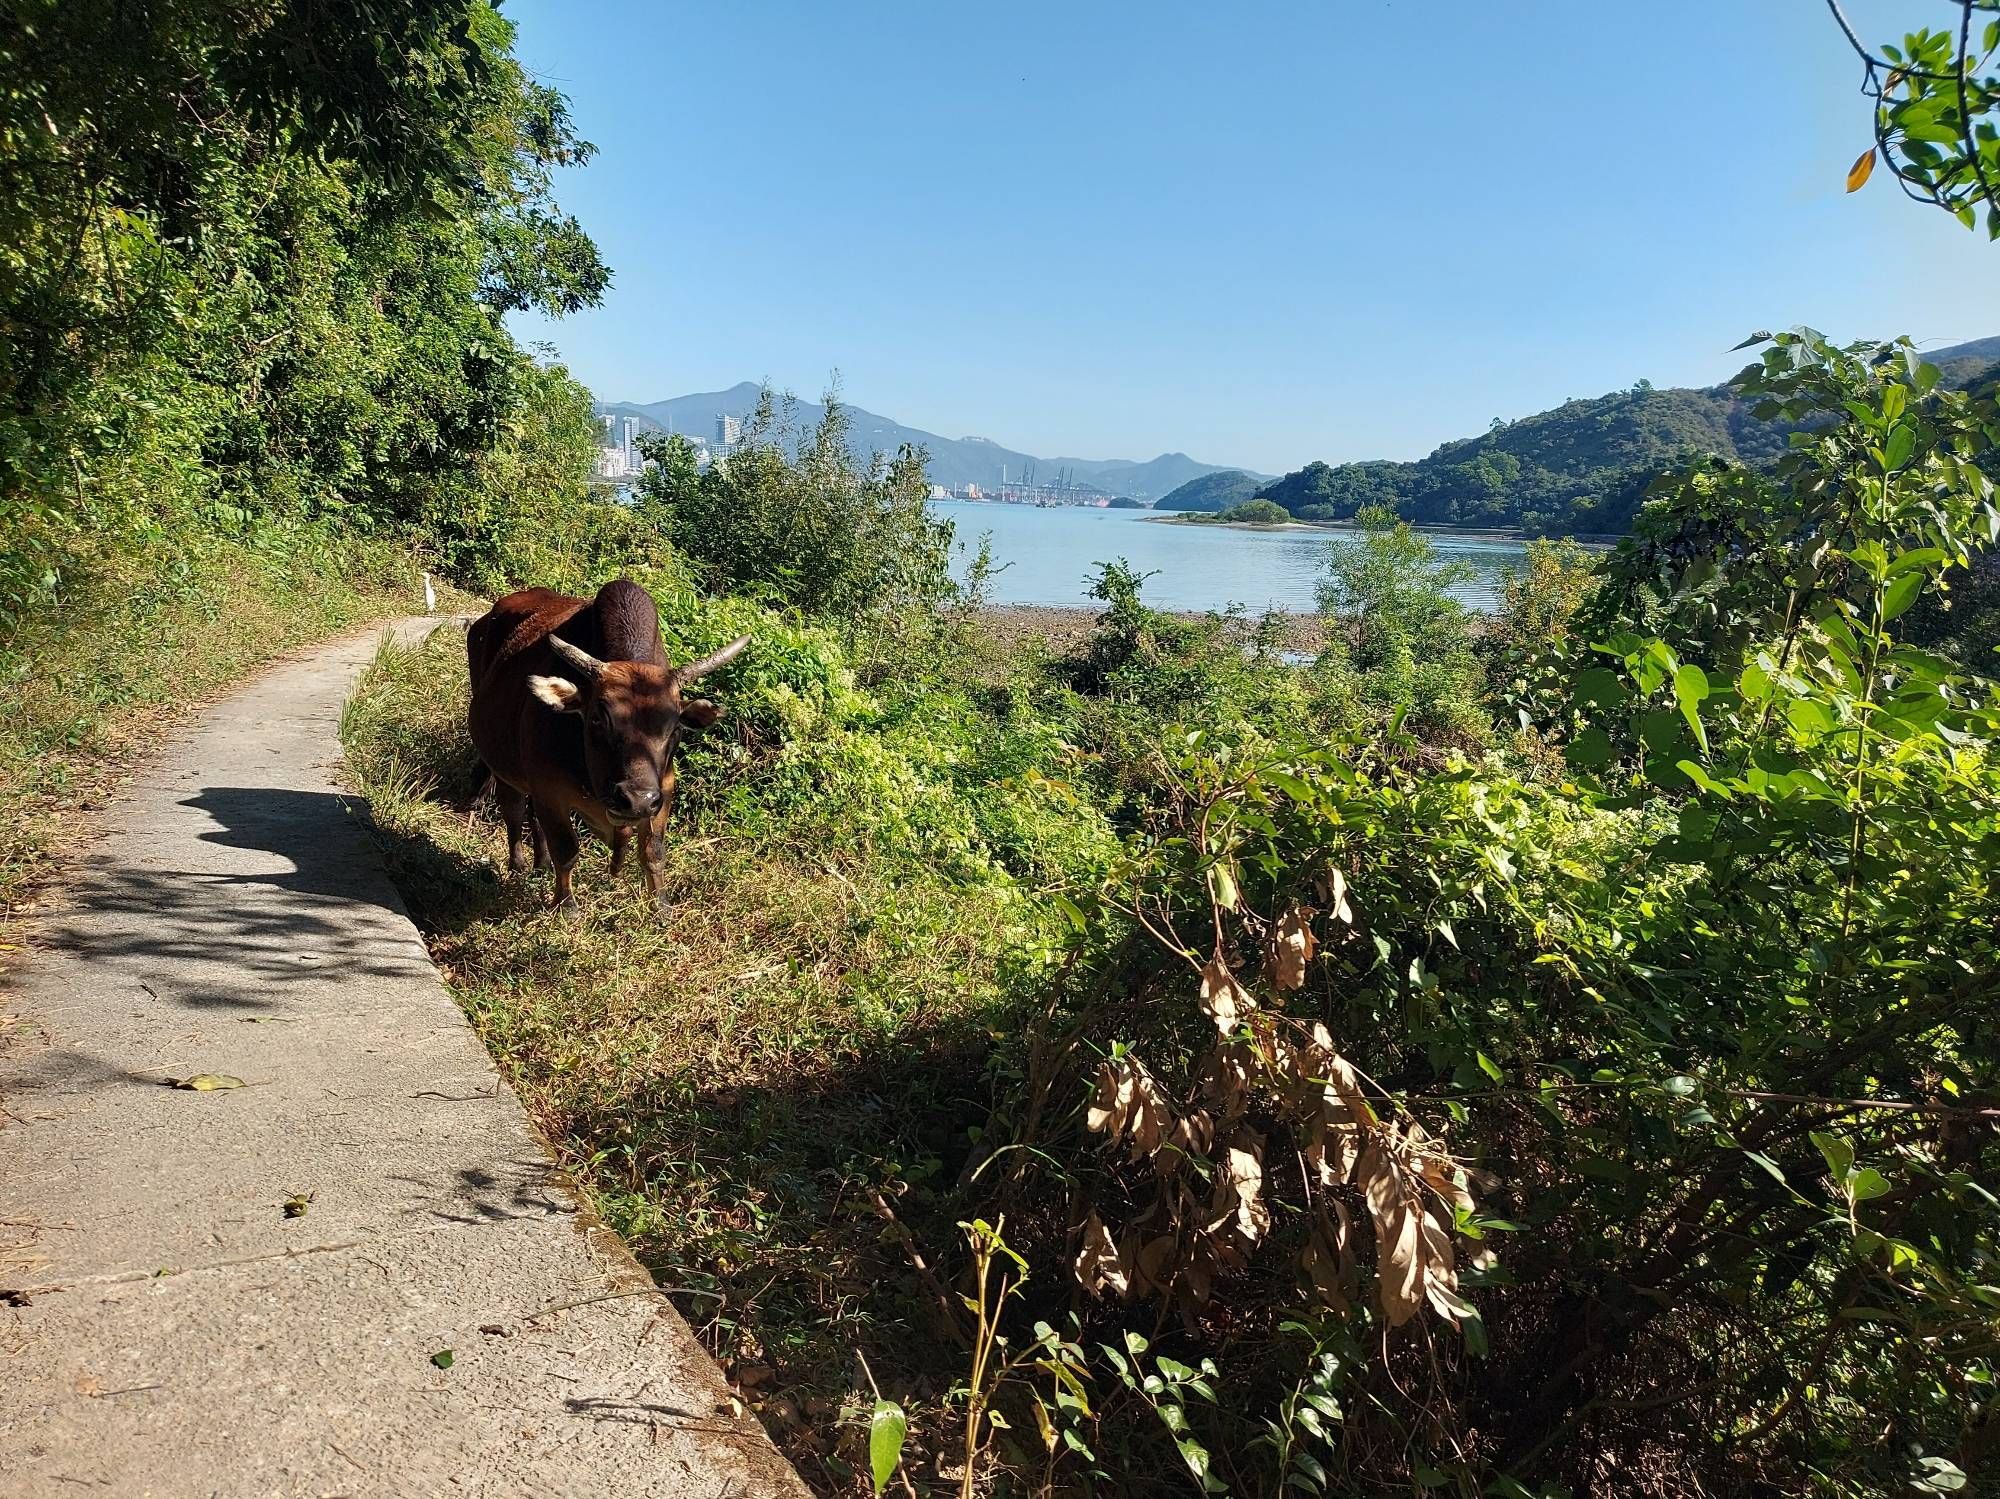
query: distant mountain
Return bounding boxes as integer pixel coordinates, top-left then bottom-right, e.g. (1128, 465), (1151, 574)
(597, 383), (1267, 501)
(1154, 470), (1264, 512)
(1928, 334), (2000, 387)
(1251, 335), (2000, 536)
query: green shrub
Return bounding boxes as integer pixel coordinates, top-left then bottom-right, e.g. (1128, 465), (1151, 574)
(1313, 506), (1490, 748)
(1217, 498), (1292, 525)
(634, 391), (957, 621)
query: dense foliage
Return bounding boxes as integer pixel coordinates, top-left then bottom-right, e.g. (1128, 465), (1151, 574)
(0, 0), (608, 636)
(1252, 381), (1794, 535)
(1218, 499), (1293, 525)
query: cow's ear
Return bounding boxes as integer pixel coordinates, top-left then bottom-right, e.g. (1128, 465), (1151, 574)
(680, 698), (722, 729)
(529, 675), (583, 713)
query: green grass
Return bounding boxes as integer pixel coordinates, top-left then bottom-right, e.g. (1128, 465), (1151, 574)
(0, 526), (427, 929)
(340, 624), (1105, 1490)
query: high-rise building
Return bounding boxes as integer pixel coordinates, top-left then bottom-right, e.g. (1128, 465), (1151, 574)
(715, 413), (742, 448)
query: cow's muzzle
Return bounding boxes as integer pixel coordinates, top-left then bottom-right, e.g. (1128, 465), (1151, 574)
(607, 782), (664, 823)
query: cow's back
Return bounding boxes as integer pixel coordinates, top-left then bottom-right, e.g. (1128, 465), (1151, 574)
(468, 588), (589, 693)
(589, 579), (666, 669)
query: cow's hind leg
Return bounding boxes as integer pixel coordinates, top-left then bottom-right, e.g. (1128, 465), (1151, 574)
(530, 805), (551, 870)
(536, 806), (582, 908)
(608, 826), (630, 875)
(495, 780), (534, 874)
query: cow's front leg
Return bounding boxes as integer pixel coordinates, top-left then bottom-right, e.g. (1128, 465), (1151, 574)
(536, 806), (582, 909)
(636, 819), (670, 916)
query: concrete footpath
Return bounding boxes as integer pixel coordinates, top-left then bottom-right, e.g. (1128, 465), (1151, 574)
(0, 622), (808, 1498)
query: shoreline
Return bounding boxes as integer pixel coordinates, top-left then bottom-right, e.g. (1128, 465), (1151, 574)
(977, 602), (1331, 653)
(1143, 513), (1619, 547)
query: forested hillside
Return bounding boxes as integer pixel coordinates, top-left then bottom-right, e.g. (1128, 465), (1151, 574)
(1257, 340), (1999, 533)
(1153, 468), (1264, 511)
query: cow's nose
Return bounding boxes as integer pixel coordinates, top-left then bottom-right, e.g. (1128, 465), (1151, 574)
(616, 782), (662, 817)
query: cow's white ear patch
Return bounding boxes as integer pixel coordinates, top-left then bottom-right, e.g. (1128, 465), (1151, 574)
(529, 674), (582, 712)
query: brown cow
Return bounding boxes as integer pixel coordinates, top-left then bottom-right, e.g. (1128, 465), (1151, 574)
(466, 579), (748, 908)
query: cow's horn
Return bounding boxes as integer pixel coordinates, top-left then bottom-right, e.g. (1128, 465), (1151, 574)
(678, 634), (751, 682)
(547, 634), (604, 679)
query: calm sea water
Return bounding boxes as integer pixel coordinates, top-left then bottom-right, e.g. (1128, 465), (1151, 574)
(930, 500), (1527, 613)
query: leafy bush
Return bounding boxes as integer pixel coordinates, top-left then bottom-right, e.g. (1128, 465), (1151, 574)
(1216, 498), (1292, 525)
(634, 391), (956, 621)
(1313, 507), (1490, 748)
(338, 333), (2000, 1499)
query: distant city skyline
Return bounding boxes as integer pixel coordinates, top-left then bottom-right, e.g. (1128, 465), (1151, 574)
(507, 0), (2000, 476)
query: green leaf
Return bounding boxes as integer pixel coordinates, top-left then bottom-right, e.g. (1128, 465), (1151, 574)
(1673, 664), (1710, 752)
(1574, 667), (1624, 708)
(1212, 864), (1239, 911)
(1640, 710), (1683, 756)
(869, 1399), (908, 1495)
(1676, 760), (1731, 796)
(1886, 546), (1946, 577)
(1848, 1167), (1891, 1203)
(430, 1349), (454, 1370)
(1881, 570), (1923, 621)
(1811, 1131), (1854, 1180)
(1787, 698), (1836, 738)
(1744, 1150), (1787, 1186)
(1565, 726), (1612, 769)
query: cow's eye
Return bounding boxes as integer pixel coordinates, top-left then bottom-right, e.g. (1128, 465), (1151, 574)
(592, 705), (612, 733)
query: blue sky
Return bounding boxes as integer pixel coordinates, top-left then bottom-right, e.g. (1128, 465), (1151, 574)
(507, 0), (2000, 475)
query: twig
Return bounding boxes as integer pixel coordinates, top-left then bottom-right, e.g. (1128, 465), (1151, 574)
(867, 1187), (970, 1348)
(1726, 1087), (2000, 1119)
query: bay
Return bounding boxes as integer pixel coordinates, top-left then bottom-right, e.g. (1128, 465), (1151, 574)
(930, 500), (1528, 613)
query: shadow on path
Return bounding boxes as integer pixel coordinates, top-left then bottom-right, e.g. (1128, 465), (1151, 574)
(25, 787), (438, 1007)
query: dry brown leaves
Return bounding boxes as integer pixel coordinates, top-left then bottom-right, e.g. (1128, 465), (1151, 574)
(1075, 899), (1485, 1332)
(1197, 953), (1250, 1034)
(1268, 904), (1317, 991)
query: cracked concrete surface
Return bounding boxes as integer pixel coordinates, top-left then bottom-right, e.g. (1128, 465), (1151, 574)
(0, 622), (809, 1497)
